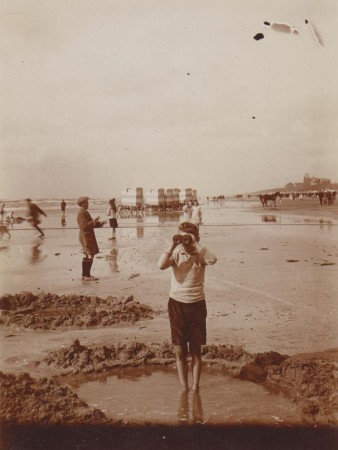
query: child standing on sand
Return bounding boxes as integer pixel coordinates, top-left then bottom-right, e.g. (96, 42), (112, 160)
(157, 222), (217, 392)
(107, 198), (118, 240)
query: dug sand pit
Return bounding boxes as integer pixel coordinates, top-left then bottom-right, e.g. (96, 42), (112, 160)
(0, 371), (109, 425)
(0, 292), (155, 330)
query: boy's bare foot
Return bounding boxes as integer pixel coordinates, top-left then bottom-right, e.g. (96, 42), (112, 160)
(191, 386), (199, 393)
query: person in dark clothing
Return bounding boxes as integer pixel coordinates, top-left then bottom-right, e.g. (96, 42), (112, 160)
(61, 200), (67, 212)
(26, 198), (47, 238)
(77, 196), (106, 281)
(0, 204), (5, 224)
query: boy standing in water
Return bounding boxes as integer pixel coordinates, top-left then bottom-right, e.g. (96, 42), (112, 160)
(157, 222), (217, 392)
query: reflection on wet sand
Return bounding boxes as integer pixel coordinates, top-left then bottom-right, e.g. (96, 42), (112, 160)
(319, 219), (333, 230)
(30, 242), (43, 264)
(136, 216), (144, 239)
(61, 212), (66, 227)
(261, 215), (278, 222)
(178, 391), (205, 424)
(107, 245), (119, 272)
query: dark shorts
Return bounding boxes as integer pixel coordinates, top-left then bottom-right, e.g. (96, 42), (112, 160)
(168, 297), (207, 348)
(109, 218), (118, 228)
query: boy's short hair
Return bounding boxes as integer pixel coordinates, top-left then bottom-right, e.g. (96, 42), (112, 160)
(179, 222), (199, 241)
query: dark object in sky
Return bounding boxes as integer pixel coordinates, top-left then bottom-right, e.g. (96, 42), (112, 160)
(305, 19), (308, 24)
(252, 116), (256, 119)
(253, 33), (264, 41)
(264, 21), (270, 26)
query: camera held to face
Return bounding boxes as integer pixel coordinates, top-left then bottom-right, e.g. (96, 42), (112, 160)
(173, 234), (193, 245)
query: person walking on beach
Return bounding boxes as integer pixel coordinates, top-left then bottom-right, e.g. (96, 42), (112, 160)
(61, 199), (67, 226)
(107, 198), (118, 240)
(157, 221), (217, 392)
(77, 196), (106, 281)
(191, 200), (202, 227)
(26, 198), (47, 238)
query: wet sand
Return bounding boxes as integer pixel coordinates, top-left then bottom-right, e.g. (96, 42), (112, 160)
(0, 199), (337, 447)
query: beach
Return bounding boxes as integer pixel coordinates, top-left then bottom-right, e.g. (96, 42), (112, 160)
(0, 198), (337, 447)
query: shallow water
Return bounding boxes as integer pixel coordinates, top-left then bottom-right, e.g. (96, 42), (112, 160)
(67, 366), (302, 425)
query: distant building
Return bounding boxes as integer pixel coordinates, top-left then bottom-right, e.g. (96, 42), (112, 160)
(284, 174), (333, 192)
(302, 174), (331, 189)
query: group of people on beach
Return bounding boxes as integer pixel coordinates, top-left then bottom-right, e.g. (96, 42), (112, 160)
(182, 200), (203, 226)
(4, 195), (213, 392)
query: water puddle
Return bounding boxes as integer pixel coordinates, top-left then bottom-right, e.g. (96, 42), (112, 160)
(66, 367), (302, 425)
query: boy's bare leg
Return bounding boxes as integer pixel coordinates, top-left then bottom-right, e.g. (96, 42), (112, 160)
(191, 346), (202, 392)
(174, 345), (189, 392)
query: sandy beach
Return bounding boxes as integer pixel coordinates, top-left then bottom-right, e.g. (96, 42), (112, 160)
(1, 198), (337, 448)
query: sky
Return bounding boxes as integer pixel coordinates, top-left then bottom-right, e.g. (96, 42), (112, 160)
(1, 0), (338, 199)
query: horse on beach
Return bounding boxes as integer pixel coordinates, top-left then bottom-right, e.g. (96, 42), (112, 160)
(259, 192), (281, 207)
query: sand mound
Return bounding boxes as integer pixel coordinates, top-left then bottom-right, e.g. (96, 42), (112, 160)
(0, 292), (155, 330)
(0, 371), (109, 425)
(37, 340), (252, 375)
(239, 352), (338, 425)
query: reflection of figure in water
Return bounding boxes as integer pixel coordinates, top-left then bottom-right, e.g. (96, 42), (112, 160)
(136, 215), (144, 239)
(77, 196), (106, 281)
(177, 391), (189, 423)
(26, 198), (47, 238)
(192, 391), (204, 423)
(61, 200), (67, 226)
(177, 390), (204, 424)
(109, 246), (119, 272)
(0, 223), (11, 239)
(61, 213), (66, 227)
(157, 222), (217, 392)
(31, 242), (43, 264)
(107, 198), (118, 240)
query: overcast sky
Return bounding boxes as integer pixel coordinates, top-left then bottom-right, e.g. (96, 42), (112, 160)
(1, 0), (337, 199)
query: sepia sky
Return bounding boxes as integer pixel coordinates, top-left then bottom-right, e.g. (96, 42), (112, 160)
(1, 0), (337, 199)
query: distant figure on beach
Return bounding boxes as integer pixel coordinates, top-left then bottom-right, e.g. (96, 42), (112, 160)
(107, 198), (118, 240)
(157, 221), (217, 392)
(5, 210), (15, 228)
(182, 201), (192, 222)
(61, 200), (67, 226)
(77, 196), (106, 281)
(0, 204), (5, 224)
(318, 191), (324, 206)
(26, 199), (47, 238)
(191, 200), (202, 227)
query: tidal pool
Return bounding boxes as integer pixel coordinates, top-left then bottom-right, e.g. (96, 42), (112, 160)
(67, 366), (303, 425)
